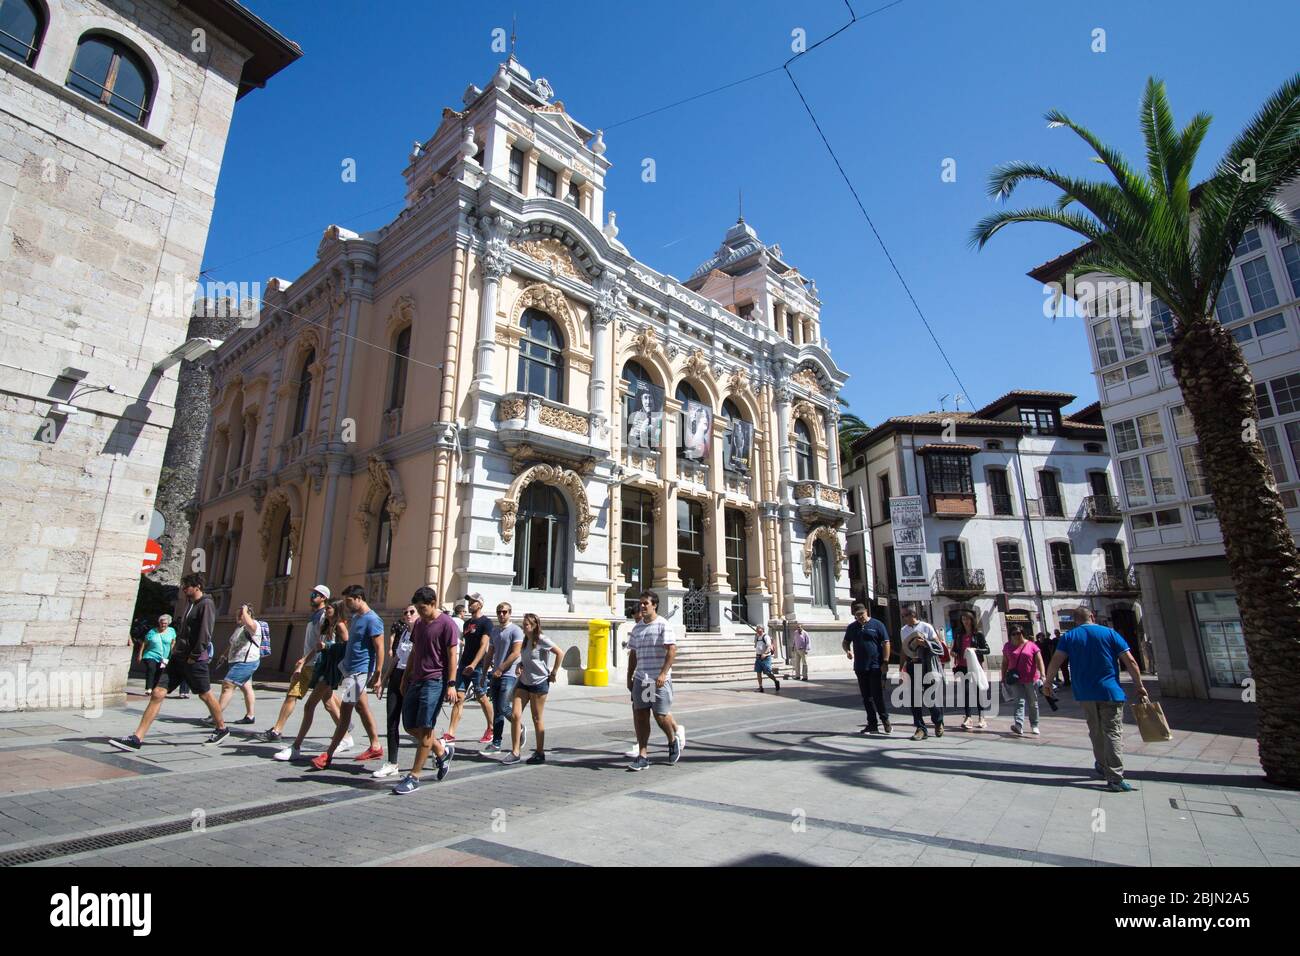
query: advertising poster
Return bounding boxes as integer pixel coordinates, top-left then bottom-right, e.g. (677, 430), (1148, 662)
(889, 495), (931, 601)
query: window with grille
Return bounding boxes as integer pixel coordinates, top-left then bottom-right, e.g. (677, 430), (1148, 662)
(997, 542), (1024, 591)
(926, 455), (973, 494)
(508, 147), (525, 191)
(535, 163), (557, 198)
(0, 0), (44, 65)
(1049, 542), (1076, 591)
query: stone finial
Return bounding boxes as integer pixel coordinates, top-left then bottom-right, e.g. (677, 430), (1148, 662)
(604, 211), (619, 241)
(460, 125), (477, 162)
(493, 64), (510, 90)
(462, 83), (482, 106)
(591, 129), (606, 156)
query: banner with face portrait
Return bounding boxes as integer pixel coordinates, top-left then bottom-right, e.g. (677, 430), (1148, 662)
(625, 381), (663, 449)
(725, 419), (753, 471)
(680, 400), (712, 462)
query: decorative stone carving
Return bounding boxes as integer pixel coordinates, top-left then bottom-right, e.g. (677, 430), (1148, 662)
(498, 398), (527, 421)
(794, 482), (814, 500)
(386, 294), (416, 337)
(591, 274), (627, 328)
(475, 215), (517, 280)
(514, 237), (582, 280)
(258, 486), (303, 559)
(630, 325), (661, 360)
(249, 480), (267, 513)
(539, 404), (588, 435)
(510, 283), (582, 349)
(792, 368), (823, 395)
(727, 367), (754, 398)
(498, 464), (592, 552)
(802, 526), (844, 577)
(682, 348), (712, 385)
(356, 455), (407, 541)
(791, 400), (825, 444)
(307, 456), (326, 494)
(819, 485), (844, 506)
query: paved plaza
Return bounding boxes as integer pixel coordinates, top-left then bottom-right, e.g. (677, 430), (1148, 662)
(0, 670), (1295, 868)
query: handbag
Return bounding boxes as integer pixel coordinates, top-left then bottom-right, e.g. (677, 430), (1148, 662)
(1132, 699), (1172, 742)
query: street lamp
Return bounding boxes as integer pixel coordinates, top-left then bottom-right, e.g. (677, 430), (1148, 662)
(151, 337), (224, 373)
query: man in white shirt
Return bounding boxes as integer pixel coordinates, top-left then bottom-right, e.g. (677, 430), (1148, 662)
(900, 605), (945, 740)
(626, 591), (683, 771)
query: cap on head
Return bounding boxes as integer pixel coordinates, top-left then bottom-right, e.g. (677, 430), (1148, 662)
(313, 585), (331, 600)
(465, 592), (484, 604)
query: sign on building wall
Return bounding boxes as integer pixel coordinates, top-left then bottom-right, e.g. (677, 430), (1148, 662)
(680, 400), (712, 462)
(626, 381), (663, 449)
(889, 496), (931, 601)
(725, 419), (753, 471)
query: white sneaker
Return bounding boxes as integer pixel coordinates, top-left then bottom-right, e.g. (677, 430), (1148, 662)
(372, 762), (400, 779)
(337, 734), (355, 755)
(675, 724), (686, 753)
(1031, 726), (1041, 735)
(624, 743), (640, 758)
(976, 717), (987, 730)
(273, 745), (300, 762)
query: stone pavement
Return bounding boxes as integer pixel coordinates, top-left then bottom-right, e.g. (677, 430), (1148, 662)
(0, 670), (1295, 867)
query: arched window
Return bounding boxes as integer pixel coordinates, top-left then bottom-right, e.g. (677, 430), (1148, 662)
(0, 0), (44, 65)
(291, 350), (314, 437)
(517, 308), (564, 401)
(795, 420), (817, 481)
(675, 381), (700, 405)
(623, 360), (662, 450)
(513, 483), (568, 592)
(274, 512), (293, 578)
(622, 360), (654, 391)
(722, 398), (744, 423)
(388, 326), (410, 411)
(66, 34), (154, 125)
(372, 495), (393, 570)
(811, 539), (834, 607)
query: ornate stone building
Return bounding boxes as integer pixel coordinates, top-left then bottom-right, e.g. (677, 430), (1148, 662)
(193, 57), (851, 676)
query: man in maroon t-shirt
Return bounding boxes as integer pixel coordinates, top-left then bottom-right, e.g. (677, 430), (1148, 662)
(393, 586), (459, 795)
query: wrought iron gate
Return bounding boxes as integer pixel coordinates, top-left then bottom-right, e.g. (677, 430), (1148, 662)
(683, 586), (710, 633)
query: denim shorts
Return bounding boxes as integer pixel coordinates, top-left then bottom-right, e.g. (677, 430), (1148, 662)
(402, 678), (445, 731)
(455, 663), (489, 697)
(517, 681), (550, 696)
(223, 661), (259, 686)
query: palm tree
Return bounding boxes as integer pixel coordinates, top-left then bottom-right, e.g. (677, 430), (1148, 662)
(838, 411), (870, 465)
(972, 75), (1300, 786)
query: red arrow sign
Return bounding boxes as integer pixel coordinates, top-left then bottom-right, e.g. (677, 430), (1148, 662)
(141, 539), (163, 575)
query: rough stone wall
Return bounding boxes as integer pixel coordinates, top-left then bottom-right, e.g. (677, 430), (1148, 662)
(0, 0), (250, 710)
(150, 298), (243, 587)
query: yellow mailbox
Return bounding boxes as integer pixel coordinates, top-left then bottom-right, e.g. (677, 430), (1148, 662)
(583, 619), (610, 686)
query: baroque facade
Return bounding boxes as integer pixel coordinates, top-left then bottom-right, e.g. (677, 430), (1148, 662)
(0, 0), (298, 709)
(192, 57), (852, 676)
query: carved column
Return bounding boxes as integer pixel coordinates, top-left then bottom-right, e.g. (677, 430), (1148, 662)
(474, 221), (512, 388)
(826, 405), (843, 487)
(774, 377), (798, 619)
(590, 276), (623, 444)
(792, 311), (804, 346)
(773, 300), (785, 336)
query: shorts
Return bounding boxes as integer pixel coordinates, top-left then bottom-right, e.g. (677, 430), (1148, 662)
(754, 656), (775, 675)
(161, 658), (210, 696)
(518, 680), (550, 696)
(223, 661), (259, 686)
(286, 666), (315, 699)
(630, 674), (673, 714)
(339, 671), (372, 704)
(455, 663), (489, 697)
(402, 678), (446, 731)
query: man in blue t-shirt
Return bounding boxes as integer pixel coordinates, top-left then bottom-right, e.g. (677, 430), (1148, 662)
(842, 602), (892, 735)
(312, 584), (387, 770)
(1044, 607), (1149, 792)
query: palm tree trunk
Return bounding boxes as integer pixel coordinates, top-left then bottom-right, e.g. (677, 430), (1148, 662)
(1172, 315), (1300, 787)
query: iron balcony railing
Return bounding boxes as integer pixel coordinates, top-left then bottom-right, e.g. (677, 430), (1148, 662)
(1000, 571), (1026, 593)
(1040, 494), (1065, 517)
(1084, 494), (1124, 521)
(1091, 566), (1140, 594)
(932, 568), (987, 593)
(990, 494), (1014, 516)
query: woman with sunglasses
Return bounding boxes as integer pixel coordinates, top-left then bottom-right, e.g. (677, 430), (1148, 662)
(373, 605), (418, 779)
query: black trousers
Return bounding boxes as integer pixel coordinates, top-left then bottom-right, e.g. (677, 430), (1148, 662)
(386, 668), (405, 761)
(855, 669), (887, 728)
(143, 659), (162, 691)
(955, 669), (984, 717)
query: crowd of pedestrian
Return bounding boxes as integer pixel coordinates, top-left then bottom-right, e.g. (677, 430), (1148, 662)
(112, 576), (1146, 795)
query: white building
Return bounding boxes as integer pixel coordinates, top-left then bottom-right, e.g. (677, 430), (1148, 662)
(1028, 181), (1300, 700)
(844, 390), (1141, 655)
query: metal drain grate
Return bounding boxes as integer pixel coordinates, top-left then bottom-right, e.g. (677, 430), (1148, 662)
(0, 794), (341, 866)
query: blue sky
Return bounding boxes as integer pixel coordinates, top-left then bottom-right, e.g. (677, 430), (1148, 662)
(207, 0), (1300, 425)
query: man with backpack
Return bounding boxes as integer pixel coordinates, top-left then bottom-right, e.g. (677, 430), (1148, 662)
(899, 605), (946, 740)
(208, 603), (269, 725)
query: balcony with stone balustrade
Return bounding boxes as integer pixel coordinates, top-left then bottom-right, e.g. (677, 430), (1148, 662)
(792, 479), (851, 526)
(496, 393), (602, 467)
